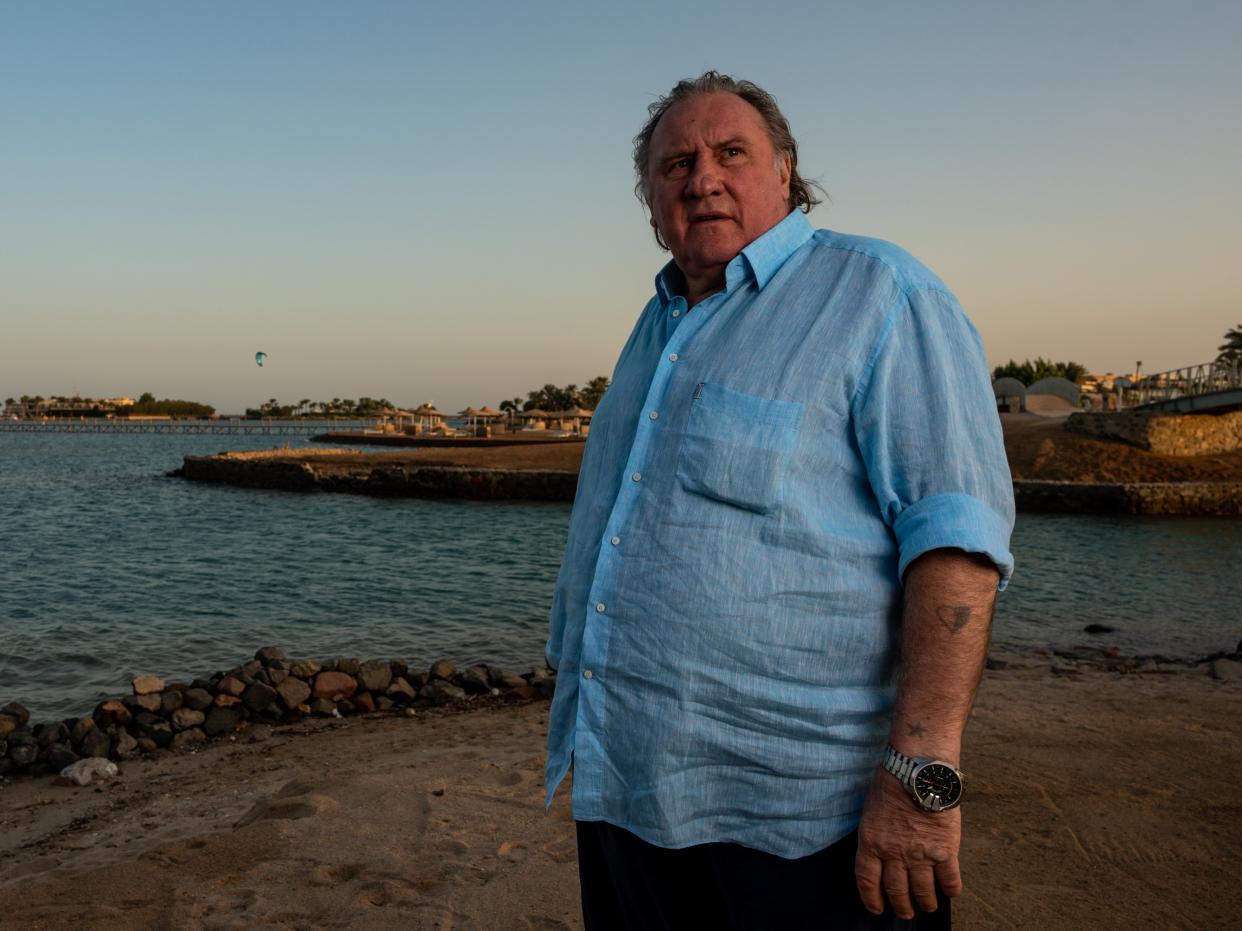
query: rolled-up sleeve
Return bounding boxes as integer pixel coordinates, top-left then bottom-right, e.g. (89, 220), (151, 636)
(851, 287), (1015, 589)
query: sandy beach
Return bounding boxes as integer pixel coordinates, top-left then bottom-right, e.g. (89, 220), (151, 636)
(1, 653), (1238, 930)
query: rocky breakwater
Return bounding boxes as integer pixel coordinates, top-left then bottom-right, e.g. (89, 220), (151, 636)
(0, 646), (556, 781)
(1013, 480), (1242, 515)
(172, 450), (578, 501)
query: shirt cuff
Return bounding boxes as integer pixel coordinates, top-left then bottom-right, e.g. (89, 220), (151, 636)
(891, 492), (1014, 591)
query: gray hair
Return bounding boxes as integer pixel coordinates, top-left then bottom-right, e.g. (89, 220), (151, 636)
(633, 71), (824, 249)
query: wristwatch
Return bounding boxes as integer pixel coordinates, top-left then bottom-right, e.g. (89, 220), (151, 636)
(882, 744), (965, 813)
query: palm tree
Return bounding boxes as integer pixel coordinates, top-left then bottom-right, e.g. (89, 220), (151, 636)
(1217, 324), (1242, 365)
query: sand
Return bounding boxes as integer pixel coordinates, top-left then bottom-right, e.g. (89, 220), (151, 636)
(1, 656), (1239, 930)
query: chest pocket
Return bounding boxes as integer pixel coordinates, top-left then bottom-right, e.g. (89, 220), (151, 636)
(676, 382), (804, 515)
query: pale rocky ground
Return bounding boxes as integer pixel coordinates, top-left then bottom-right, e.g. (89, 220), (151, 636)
(1, 657), (1239, 930)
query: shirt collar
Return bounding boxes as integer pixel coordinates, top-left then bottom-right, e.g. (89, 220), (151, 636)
(654, 209), (814, 302)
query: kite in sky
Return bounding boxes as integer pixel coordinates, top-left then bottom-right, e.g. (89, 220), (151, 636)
(255, 351), (267, 367)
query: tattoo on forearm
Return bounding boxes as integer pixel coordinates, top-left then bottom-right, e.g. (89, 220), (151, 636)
(936, 605), (973, 634)
(906, 721), (926, 737)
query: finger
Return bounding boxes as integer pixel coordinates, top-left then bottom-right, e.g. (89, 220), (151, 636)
(882, 859), (915, 921)
(854, 848), (885, 916)
(908, 864), (939, 913)
(934, 854), (964, 898)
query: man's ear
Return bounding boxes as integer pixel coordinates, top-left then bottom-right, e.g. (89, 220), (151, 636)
(779, 152), (792, 188)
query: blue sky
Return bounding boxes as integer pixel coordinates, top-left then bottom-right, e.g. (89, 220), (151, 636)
(2, 0), (1239, 413)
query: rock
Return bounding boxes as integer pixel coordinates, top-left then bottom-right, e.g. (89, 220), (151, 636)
(1083, 624), (1117, 634)
(241, 659), (263, 678)
(312, 671), (358, 701)
(353, 692), (376, 714)
(44, 742), (80, 770)
(203, 706), (242, 737)
(242, 681), (279, 713)
(460, 664), (492, 694)
(336, 657), (362, 676)
(290, 660), (322, 679)
(357, 661), (392, 693)
(112, 730), (139, 759)
(131, 675), (165, 696)
(407, 671), (428, 689)
(135, 737), (158, 754)
(213, 694), (243, 708)
(308, 698), (337, 716)
(182, 688), (213, 712)
(268, 668), (289, 686)
(171, 728), (208, 751)
(0, 715), (19, 737)
(171, 708), (206, 731)
(70, 717), (96, 745)
(60, 757), (118, 786)
(389, 659), (408, 678)
(375, 696), (395, 712)
(35, 722), (70, 748)
(534, 676), (557, 699)
(429, 659), (456, 682)
(8, 743), (38, 767)
(420, 680), (466, 706)
(0, 738), (6, 759)
(337, 699), (356, 716)
(93, 700), (132, 728)
(160, 690), (184, 715)
(0, 702), (30, 726)
(132, 714), (173, 748)
(217, 675), (247, 697)
(77, 726), (112, 759)
(252, 668), (272, 687)
(124, 694), (163, 714)
(255, 646), (287, 666)
(489, 667), (526, 690)
(503, 686), (538, 702)
(386, 678), (416, 702)
(276, 676), (312, 710)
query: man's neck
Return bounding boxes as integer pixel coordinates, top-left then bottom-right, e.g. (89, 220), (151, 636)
(681, 266), (726, 309)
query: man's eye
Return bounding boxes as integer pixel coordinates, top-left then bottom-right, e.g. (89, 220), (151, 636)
(723, 147), (742, 158)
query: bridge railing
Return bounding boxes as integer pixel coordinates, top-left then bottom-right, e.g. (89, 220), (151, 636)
(1127, 359), (1242, 407)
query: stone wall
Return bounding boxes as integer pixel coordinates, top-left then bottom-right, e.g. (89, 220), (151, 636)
(1014, 480), (1242, 515)
(1065, 410), (1242, 456)
(175, 453), (579, 501)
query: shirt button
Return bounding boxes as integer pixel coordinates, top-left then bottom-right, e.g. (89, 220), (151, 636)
(583, 669), (593, 680)
(632, 471), (642, 482)
(649, 410), (659, 420)
(672, 309), (681, 318)
(668, 353), (679, 362)
(595, 602), (606, 613)
(610, 535), (621, 546)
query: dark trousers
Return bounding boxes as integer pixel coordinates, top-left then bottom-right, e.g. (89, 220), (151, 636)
(577, 820), (951, 931)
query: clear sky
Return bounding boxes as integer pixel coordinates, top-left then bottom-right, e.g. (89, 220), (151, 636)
(2, 0), (1239, 414)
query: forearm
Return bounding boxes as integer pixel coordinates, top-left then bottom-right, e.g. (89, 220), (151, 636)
(887, 548), (1000, 766)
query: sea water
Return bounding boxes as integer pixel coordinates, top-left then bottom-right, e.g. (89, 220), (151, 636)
(1, 430), (1239, 720)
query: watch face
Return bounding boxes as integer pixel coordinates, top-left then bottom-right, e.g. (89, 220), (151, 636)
(913, 763), (963, 811)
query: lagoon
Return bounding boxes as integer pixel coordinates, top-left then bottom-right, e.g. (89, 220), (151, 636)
(1, 431), (1238, 721)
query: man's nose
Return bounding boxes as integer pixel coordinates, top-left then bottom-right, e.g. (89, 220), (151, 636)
(684, 159), (723, 199)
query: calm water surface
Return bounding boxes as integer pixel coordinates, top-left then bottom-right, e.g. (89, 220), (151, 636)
(1, 431), (1239, 720)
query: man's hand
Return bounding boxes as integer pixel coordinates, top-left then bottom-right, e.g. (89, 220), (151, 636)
(854, 764), (962, 919)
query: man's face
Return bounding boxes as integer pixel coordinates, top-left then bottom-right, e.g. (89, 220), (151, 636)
(647, 92), (792, 288)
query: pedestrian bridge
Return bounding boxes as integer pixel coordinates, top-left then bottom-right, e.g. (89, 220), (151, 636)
(1129, 360), (1242, 413)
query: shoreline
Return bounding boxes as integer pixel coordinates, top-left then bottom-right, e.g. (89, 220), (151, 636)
(0, 649), (1238, 929)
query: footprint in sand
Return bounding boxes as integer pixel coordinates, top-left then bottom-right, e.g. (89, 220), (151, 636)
(233, 793), (337, 829)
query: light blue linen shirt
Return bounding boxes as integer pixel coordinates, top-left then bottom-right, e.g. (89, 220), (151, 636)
(545, 209), (1014, 859)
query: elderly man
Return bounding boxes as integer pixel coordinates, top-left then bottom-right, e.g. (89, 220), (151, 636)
(545, 71), (1014, 930)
